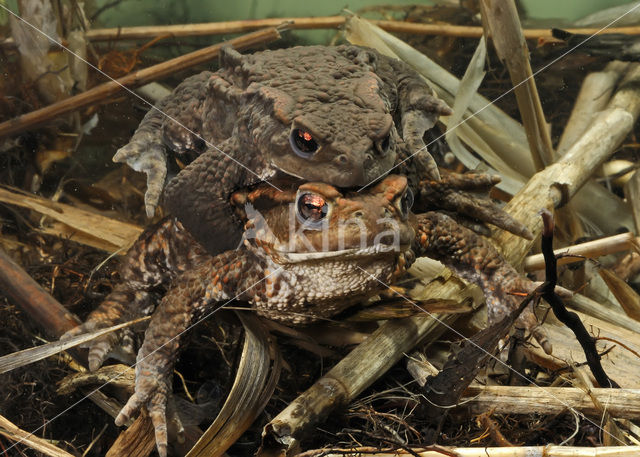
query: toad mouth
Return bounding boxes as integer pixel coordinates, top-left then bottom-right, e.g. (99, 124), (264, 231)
(276, 243), (411, 263)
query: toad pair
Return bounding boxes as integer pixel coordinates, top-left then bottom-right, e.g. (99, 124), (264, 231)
(63, 45), (542, 456)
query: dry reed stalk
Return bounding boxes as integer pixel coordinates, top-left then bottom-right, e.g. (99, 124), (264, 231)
(557, 61), (630, 156)
(479, 0), (554, 170)
(301, 445), (640, 456)
(262, 311), (459, 455)
(0, 186), (143, 252)
(0, 17), (634, 43)
(461, 385), (640, 417)
(493, 107), (633, 266)
(0, 414), (75, 457)
(0, 27), (281, 139)
(523, 232), (638, 271)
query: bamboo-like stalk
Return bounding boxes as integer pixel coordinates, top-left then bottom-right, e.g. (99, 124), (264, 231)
(262, 310), (459, 454)
(567, 293), (640, 336)
(523, 232), (638, 271)
(493, 107), (633, 266)
(554, 61), (629, 241)
(461, 385), (640, 417)
(0, 27), (281, 139)
(565, 63), (640, 235)
(479, 0), (554, 170)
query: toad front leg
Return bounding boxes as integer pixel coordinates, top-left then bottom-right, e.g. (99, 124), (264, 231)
(413, 211), (551, 353)
(114, 250), (259, 457)
(113, 72), (213, 217)
(414, 170), (534, 239)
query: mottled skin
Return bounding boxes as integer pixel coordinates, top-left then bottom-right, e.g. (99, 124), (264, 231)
(63, 176), (543, 457)
(115, 45), (452, 255)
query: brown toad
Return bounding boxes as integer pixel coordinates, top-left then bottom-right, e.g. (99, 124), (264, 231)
(114, 45), (452, 255)
(63, 176), (544, 456)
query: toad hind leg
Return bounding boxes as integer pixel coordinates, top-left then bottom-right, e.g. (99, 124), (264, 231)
(61, 218), (208, 370)
(115, 251), (258, 457)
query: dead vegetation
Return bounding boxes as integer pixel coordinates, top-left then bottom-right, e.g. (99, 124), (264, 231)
(3, 1), (640, 456)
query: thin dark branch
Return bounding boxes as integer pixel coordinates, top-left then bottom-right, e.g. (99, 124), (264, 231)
(539, 209), (619, 388)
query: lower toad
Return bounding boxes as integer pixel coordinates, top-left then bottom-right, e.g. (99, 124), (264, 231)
(63, 175), (545, 456)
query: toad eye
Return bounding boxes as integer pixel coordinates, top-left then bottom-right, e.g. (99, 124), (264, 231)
(375, 134), (391, 155)
(296, 192), (329, 228)
(290, 128), (319, 158)
(395, 188), (413, 219)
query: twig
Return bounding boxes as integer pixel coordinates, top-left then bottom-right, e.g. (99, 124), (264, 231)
(0, 27), (281, 139)
(539, 209), (618, 388)
(288, 444), (640, 456)
(0, 414), (75, 457)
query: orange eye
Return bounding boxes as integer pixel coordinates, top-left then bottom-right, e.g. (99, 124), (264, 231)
(290, 128), (319, 158)
(296, 192), (328, 228)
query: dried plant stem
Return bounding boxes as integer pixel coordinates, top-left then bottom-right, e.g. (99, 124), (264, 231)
(0, 27), (281, 139)
(0, 414), (75, 457)
(523, 232), (638, 271)
(568, 293), (640, 335)
(0, 17), (635, 43)
(479, 0), (554, 170)
(557, 61), (629, 156)
(262, 312), (458, 454)
(462, 385), (640, 417)
(493, 107), (633, 266)
(554, 61), (630, 240)
(0, 248), (79, 337)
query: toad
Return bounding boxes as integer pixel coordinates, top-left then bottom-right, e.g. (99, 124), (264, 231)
(115, 45), (453, 255)
(63, 176), (544, 457)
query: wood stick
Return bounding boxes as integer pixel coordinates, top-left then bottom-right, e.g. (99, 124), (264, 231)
(461, 385), (640, 417)
(0, 186), (143, 253)
(479, 0), (554, 170)
(0, 27), (281, 139)
(2, 16), (639, 44)
(523, 232), (638, 271)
